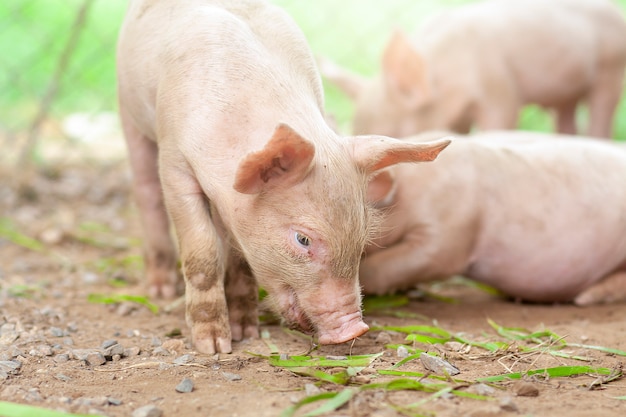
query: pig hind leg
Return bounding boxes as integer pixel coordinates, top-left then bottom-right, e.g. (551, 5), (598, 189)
(586, 67), (624, 138)
(225, 250), (259, 341)
(555, 101), (578, 135)
(159, 158), (231, 354)
(120, 110), (179, 299)
(574, 271), (626, 306)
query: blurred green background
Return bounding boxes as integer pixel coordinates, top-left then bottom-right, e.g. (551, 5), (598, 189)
(1, 0), (626, 166)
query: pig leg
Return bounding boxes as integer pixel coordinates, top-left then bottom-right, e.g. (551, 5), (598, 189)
(574, 271), (626, 306)
(360, 242), (437, 295)
(120, 109), (179, 299)
(555, 101), (578, 135)
(587, 68), (624, 138)
(475, 101), (519, 131)
(225, 250), (259, 341)
(159, 157), (231, 354)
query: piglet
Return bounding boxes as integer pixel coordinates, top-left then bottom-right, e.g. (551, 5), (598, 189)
(116, 0), (451, 354)
(362, 131), (626, 305)
(321, 0), (626, 138)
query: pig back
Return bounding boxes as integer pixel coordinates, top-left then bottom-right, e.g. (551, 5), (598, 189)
(116, 0), (325, 146)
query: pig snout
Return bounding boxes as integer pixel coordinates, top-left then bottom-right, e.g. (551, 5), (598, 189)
(276, 283), (369, 344)
(316, 311), (369, 345)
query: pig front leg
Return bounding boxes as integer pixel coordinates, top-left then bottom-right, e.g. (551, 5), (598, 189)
(574, 271), (626, 306)
(225, 250), (259, 341)
(159, 159), (231, 354)
(120, 110), (179, 298)
(587, 67), (625, 138)
(360, 240), (440, 296)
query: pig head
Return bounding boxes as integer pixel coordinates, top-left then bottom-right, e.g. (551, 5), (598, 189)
(320, 0), (626, 138)
(361, 131), (626, 305)
(117, 0), (450, 354)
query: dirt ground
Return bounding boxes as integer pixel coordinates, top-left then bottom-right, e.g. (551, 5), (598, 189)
(2, 142), (626, 417)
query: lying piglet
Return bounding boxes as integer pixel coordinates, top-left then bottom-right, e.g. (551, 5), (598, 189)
(321, 0), (626, 138)
(117, 0), (451, 354)
(362, 131), (626, 305)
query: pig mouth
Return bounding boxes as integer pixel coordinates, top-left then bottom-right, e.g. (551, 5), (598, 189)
(283, 287), (315, 334)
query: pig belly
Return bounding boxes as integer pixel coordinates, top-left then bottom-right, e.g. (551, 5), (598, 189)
(468, 238), (626, 302)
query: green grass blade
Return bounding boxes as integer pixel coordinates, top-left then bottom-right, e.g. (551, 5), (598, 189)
(453, 334), (508, 352)
(87, 293), (159, 314)
(302, 388), (355, 417)
(363, 294), (410, 312)
(477, 365), (615, 383)
(268, 353), (383, 368)
(280, 392), (338, 417)
(404, 325), (451, 345)
(0, 217), (45, 252)
(566, 343), (626, 357)
(0, 401), (100, 417)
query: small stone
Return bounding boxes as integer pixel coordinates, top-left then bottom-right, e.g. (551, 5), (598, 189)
(101, 339), (118, 350)
(103, 343), (125, 358)
(173, 354), (194, 365)
(470, 383), (496, 396)
(116, 302), (137, 316)
(222, 372), (242, 381)
(108, 397), (122, 406)
(63, 337), (74, 346)
(499, 396), (519, 413)
(25, 388), (43, 402)
(124, 346), (141, 357)
(152, 347), (170, 356)
(49, 327), (65, 337)
(352, 375), (371, 384)
(397, 345), (409, 359)
(419, 352), (460, 375)
(54, 354), (70, 363)
(151, 337), (162, 347)
(175, 378), (194, 393)
(85, 352), (106, 366)
(375, 332), (392, 345)
(132, 404), (163, 417)
(55, 374), (71, 382)
(111, 354), (122, 362)
(515, 381), (540, 397)
(305, 383), (321, 396)
(162, 339), (185, 354)
(0, 360), (22, 373)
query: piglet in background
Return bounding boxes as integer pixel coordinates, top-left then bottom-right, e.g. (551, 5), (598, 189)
(116, 0), (451, 354)
(321, 0), (626, 138)
(361, 131), (626, 305)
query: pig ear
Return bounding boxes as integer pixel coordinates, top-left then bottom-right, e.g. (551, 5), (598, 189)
(317, 55), (367, 100)
(233, 124), (315, 194)
(367, 169), (396, 207)
(352, 136), (451, 174)
(383, 30), (428, 102)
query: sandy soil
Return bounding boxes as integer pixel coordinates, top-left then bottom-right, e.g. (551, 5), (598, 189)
(2, 157), (626, 417)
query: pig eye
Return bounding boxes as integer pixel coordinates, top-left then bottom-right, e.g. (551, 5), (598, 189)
(294, 231), (311, 248)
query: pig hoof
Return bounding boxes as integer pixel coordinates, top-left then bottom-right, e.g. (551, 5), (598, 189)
(230, 323), (260, 341)
(148, 283), (178, 299)
(194, 336), (232, 354)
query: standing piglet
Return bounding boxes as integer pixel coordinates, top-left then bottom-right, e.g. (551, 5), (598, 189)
(321, 0), (626, 138)
(362, 131), (626, 305)
(116, 0), (450, 354)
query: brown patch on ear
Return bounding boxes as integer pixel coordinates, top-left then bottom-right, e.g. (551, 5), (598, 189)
(383, 30), (429, 101)
(367, 169), (396, 206)
(234, 123), (315, 194)
(353, 136), (451, 174)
